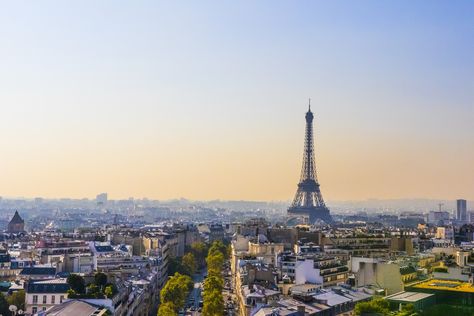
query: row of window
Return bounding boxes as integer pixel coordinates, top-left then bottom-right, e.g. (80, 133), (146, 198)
(32, 294), (64, 304)
(323, 273), (347, 283)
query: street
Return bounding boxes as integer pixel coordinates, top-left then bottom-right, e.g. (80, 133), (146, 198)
(183, 263), (238, 316)
(184, 270), (205, 315)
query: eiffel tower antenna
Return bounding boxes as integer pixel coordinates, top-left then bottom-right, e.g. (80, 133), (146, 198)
(288, 102), (332, 223)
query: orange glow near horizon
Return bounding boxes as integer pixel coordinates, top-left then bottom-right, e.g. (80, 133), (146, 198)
(0, 2), (472, 201)
(1, 108), (472, 201)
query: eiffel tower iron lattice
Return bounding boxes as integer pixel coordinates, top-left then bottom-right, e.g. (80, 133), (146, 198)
(288, 102), (332, 223)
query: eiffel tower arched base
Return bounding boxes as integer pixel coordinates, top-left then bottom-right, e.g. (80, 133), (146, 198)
(287, 206), (332, 224)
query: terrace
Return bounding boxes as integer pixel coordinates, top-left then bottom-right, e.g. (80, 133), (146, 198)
(413, 279), (474, 293)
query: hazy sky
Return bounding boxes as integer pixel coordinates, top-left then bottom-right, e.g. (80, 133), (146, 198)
(0, 1), (473, 201)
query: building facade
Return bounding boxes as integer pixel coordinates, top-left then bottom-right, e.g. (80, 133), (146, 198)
(25, 278), (70, 315)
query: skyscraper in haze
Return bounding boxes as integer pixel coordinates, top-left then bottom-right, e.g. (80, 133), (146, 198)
(96, 193), (108, 206)
(457, 199), (467, 221)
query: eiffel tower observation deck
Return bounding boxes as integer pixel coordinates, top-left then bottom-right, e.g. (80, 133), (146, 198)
(288, 102), (332, 223)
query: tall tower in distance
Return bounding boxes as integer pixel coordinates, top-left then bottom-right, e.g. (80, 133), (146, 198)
(96, 193), (108, 207)
(288, 102), (332, 223)
(457, 199), (467, 222)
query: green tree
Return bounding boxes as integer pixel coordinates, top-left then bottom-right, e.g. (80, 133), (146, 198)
(206, 251), (224, 277)
(66, 289), (78, 298)
(208, 240), (227, 258)
(396, 304), (418, 316)
(168, 257), (189, 276)
(191, 242), (208, 268)
(105, 283), (118, 295)
(202, 240), (226, 316)
(157, 302), (178, 316)
(104, 285), (114, 298)
(203, 276), (223, 294)
(67, 274), (86, 294)
(182, 252), (197, 275)
(202, 289), (224, 316)
(87, 284), (104, 298)
(7, 290), (25, 310)
(94, 272), (108, 287)
(160, 273), (193, 311)
(0, 292), (9, 316)
(354, 298), (390, 316)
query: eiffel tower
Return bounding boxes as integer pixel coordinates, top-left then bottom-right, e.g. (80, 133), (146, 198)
(288, 102), (332, 223)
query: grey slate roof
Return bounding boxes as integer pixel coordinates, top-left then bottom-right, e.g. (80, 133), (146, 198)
(26, 279), (70, 294)
(20, 267), (57, 276)
(94, 245), (114, 252)
(44, 300), (106, 315)
(9, 211), (24, 224)
(0, 253), (11, 263)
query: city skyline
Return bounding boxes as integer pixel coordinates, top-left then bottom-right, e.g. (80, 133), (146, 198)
(1, 3), (473, 315)
(1, 1), (473, 201)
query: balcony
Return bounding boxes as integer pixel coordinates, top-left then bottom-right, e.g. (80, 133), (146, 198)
(315, 262), (346, 270)
(320, 266), (348, 276)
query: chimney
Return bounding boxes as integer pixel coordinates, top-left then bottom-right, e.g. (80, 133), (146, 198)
(297, 305), (305, 314)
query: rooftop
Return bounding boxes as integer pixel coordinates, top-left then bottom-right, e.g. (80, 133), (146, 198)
(43, 299), (108, 316)
(386, 291), (435, 302)
(33, 278), (68, 284)
(313, 291), (352, 306)
(254, 306), (298, 316)
(20, 267), (57, 276)
(26, 278), (70, 294)
(242, 285), (280, 298)
(413, 279), (474, 293)
(290, 283), (320, 295)
(94, 245), (114, 252)
(334, 288), (372, 302)
(9, 211), (24, 224)
(400, 266), (416, 275)
(278, 298), (330, 313)
(0, 253), (11, 263)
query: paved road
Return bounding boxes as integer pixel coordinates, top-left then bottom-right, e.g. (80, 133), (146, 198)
(186, 270), (205, 315)
(185, 267), (237, 315)
(223, 268), (238, 316)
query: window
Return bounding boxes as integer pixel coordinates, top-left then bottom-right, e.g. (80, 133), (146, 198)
(32, 307), (37, 314)
(33, 295), (38, 304)
(42, 307), (47, 311)
(51, 295), (55, 304)
(60, 295), (64, 303)
(43, 295), (47, 304)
